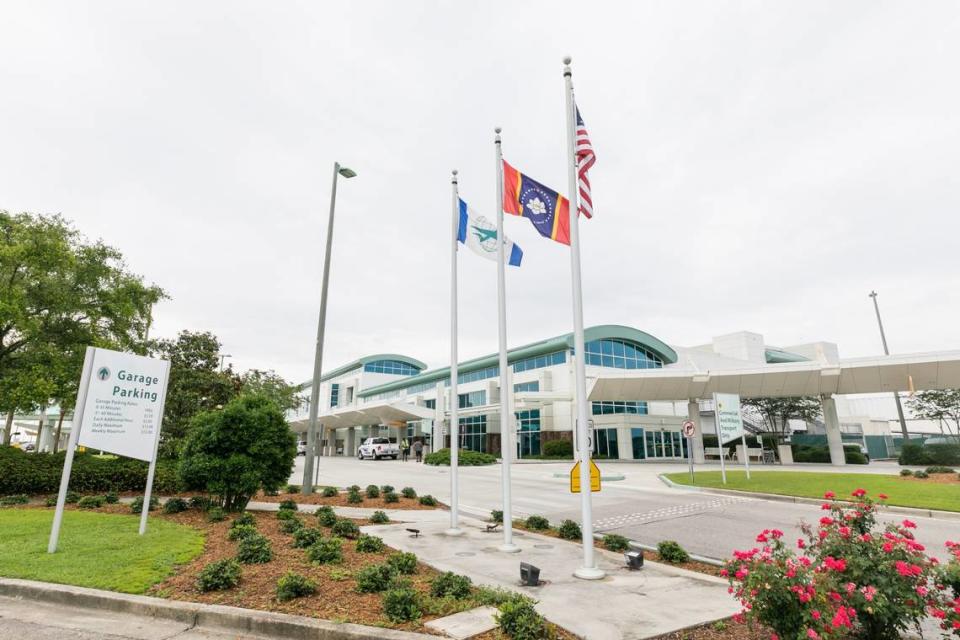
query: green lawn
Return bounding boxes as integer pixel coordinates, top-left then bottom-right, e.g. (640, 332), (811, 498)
(0, 509), (205, 593)
(666, 471), (960, 512)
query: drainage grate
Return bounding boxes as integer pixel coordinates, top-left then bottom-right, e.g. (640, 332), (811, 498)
(455, 552), (476, 557)
(533, 544), (553, 549)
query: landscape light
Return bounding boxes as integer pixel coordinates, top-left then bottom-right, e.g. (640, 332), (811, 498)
(520, 562), (540, 586)
(625, 550), (644, 570)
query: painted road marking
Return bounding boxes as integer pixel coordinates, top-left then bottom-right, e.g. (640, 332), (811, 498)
(592, 497), (751, 532)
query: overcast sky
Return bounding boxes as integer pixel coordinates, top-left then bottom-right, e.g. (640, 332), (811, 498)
(2, 1), (958, 384)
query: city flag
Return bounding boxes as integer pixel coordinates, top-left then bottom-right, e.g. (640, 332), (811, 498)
(502, 160), (571, 245)
(458, 198), (523, 266)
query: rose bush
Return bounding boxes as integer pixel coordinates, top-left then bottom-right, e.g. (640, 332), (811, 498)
(724, 489), (956, 639)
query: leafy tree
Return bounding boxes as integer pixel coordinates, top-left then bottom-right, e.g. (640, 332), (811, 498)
(151, 331), (239, 457)
(238, 369), (300, 412)
(178, 394), (296, 511)
(907, 389), (960, 441)
(741, 396), (821, 438)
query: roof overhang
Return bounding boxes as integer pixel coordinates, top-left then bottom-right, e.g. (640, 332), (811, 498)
(288, 400), (435, 432)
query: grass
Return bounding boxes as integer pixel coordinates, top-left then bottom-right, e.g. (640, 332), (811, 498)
(0, 509), (205, 593)
(666, 470), (960, 512)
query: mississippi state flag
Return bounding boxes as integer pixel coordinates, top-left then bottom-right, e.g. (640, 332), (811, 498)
(502, 160), (570, 245)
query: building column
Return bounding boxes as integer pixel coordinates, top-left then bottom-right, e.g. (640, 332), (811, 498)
(687, 400), (705, 464)
(346, 427), (356, 457)
(821, 394), (846, 466)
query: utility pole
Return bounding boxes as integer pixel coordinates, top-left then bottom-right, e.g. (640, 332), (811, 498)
(869, 291), (909, 441)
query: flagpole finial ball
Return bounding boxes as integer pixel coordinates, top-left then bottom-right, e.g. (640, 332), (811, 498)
(563, 56), (572, 65)
(495, 127), (501, 134)
(452, 169), (458, 176)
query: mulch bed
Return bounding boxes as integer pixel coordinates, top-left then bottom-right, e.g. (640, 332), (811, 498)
(647, 620), (771, 639)
(904, 474), (960, 485)
(254, 490), (443, 510)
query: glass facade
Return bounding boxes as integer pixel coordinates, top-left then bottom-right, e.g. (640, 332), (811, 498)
(453, 365), (499, 385)
(512, 350), (566, 373)
(591, 400), (648, 415)
(330, 383), (340, 408)
(458, 415), (487, 452)
(515, 409), (541, 457)
(364, 360), (421, 375)
(631, 428), (645, 459)
(513, 380), (540, 393)
(643, 430), (687, 459)
(458, 390), (486, 408)
(584, 339), (664, 369)
(424, 399), (436, 409)
(594, 427), (619, 458)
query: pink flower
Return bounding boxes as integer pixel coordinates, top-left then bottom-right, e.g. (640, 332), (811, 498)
(824, 491), (835, 499)
(878, 493), (888, 500)
(819, 516), (834, 526)
(851, 488), (867, 497)
(860, 585), (877, 601)
(902, 519), (917, 529)
(807, 629), (820, 639)
(797, 538), (806, 549)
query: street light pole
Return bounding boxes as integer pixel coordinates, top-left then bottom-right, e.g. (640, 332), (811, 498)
(303, 161), (356, 495)
(869, 291), (910, 441)
(218, 354), (232, 372)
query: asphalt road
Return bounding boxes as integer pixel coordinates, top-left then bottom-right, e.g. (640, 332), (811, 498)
(292, 456), (959, 561)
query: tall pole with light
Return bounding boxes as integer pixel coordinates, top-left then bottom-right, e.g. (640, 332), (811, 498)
(302, 162), (357, 495)
(869, 291), (909, 441)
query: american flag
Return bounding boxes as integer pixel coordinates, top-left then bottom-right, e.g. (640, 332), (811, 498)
(575, 106), (596, 219)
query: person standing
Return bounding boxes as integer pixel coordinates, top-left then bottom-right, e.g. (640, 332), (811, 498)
(401, 437), (410, 462)
(413, 439), (423, 463)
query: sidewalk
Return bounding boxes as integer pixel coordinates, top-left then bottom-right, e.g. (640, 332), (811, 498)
(365, 515), (739, 640)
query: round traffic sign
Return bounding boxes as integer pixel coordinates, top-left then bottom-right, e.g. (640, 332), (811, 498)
(681, 420), (696, 437)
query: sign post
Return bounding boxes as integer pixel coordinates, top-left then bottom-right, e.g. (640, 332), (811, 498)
(713, 392), (745, 485)
(682, 420), (696, 483)
(48, 347), (171, 553)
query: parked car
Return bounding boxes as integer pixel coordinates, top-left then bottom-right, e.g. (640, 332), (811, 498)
(358, 437), (399, 460)
(296, 442), (307, 456)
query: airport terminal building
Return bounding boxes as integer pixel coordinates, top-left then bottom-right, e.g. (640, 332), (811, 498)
(287, 325), (960, 465)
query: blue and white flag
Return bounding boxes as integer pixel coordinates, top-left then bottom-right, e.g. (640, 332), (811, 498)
(457, 198), (523, 266)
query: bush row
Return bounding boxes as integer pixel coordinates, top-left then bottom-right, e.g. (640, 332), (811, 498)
(899, 442), (960, 466)
(424, 448), (496, 466)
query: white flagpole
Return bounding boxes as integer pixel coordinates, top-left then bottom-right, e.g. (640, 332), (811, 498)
(495, 127), (519, 553)
(447, 170), (463, 536)
(564, 57), (603, 579)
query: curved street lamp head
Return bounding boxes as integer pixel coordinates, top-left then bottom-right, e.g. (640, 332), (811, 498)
(338, 166), (357, 178)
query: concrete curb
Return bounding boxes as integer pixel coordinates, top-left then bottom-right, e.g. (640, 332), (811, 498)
(657, 474), (960, 521)
(0, 578), (433, 639)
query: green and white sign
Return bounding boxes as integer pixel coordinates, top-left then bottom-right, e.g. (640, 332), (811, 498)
(77, 348), (170, 461)
(714, 392), (744, 445)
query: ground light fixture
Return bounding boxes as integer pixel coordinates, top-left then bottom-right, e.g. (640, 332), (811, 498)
(520, 562), (540, 586)
(625, 550), (644, 570)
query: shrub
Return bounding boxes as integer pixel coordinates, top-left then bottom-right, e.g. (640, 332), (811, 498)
(365, 484), (380, 498)
(382, 585), (421, 622)
(418, 494), (438, 507)
(844, 449), (868, 465)
(387, 552), (418, 575)
(355, 563), (396, 593)
(275, 571), (315, 602)
(346, 490), (363, 504)
(603, 534), (630, 552)
(44, 495), (57, 507)
(77, 496), (105, 509)
(316, 506), (337, 527)
(901, 442), (960, 466)
(424, 448), (496, 466)
(491, 509), (503, 523)
(227, 523), (259, 541)
(331, 519), (360, 539)
(900, 468), (914, 476)
(525, 515), (550, 531)
(369, 510), (390, 524)
(321, 486), (338, 497)
(348, 485), (361, 493)
(291, 526), (322, 548)
(401, 487), (417, 499)
(657, 540), (689, 564)
(65, 491), (79, 503)
(163, 497), (189, 514)
(285, 484), (300, 494)
(306, 538), (342, 564)
(926, 465), (956, 474)
(278, 499), (298, 511)
(941, 544), (960, 597)
(0, 446), (180, 496)
(496, 598), (546, 639)
(104, 491), (119, 504)
(232, 511), (256, 527)
(277, 509), (297, 521)
(130, 495), (159, 514)
(914, 470), (930, 479)
(356, 534), (385, 553)
(431, 572), (472, 599)
(0, 493), (27, 506)
(188, 495), (210, 510)
(178, 395), (297, 511)
(383, 491), (399, 504)
(542, 439), (573, 458)
(207, 506), (226, 522)
(557, 519), (581, 540)
(476, 586), (530, 607)
(236, 534), (273, 564)
(196, 559), (241, 592)
(380, 485), (394, 494)
(279, 517), (304, 534)
(725, 490), (948, 640)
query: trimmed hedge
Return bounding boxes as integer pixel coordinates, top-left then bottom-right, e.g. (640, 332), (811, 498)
(900, 442), (960, 466)
(0, 446), (179, 496)
(542, 439), (573, 458)
(424, 448), (496, 466)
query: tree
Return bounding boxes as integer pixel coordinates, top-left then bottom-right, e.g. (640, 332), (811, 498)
(907, 389), (960, 441)
(1, 211), (163, 442)
(150, 331), (239, 458)
(238, 369), (300, 413)
(741, 396), (822, 438)
(178, 394), (296, 511)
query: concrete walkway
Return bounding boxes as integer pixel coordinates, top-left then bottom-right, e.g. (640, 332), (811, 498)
(364, 514), (738, 640)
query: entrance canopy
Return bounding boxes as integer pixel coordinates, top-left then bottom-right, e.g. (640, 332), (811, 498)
(588, 350), (960, 401)
(289, 400), (435, 433)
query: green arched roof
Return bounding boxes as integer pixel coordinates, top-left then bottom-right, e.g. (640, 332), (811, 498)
(317, 354), (427, 383)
